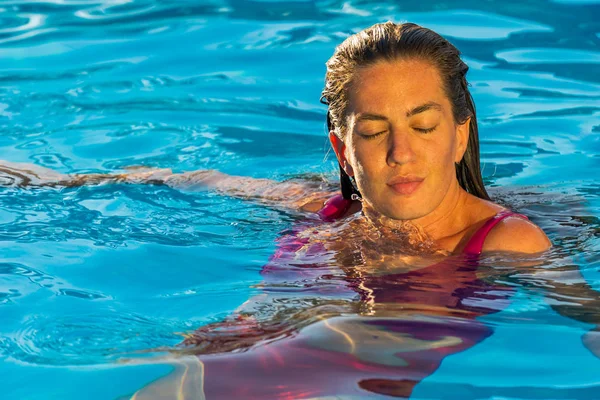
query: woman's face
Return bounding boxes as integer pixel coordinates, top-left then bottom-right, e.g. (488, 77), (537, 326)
(330, 58), (470, 221)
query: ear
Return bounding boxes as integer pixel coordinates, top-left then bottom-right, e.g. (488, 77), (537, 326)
(454, 117), (471, 164)
(329, 131), (354, 177)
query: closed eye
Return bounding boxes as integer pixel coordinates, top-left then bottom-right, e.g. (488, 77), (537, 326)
(359, 130), (387, 139)
(414, 126), (437, 134)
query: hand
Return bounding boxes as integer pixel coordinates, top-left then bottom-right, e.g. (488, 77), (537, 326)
(0, 160), (69, 187)
(181, 314), (289, 355)
(582, 328), (600, 359)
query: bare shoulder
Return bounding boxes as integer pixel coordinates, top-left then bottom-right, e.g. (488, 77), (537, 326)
(299, 195), (330, 212)
(482, 214), (552, 254)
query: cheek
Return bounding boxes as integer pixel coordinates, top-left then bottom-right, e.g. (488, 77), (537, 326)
(348, 140), (375, 174)
(426, 132), (457, 179)
(353, 147), (384, 185)
(347, 144), (381, 195)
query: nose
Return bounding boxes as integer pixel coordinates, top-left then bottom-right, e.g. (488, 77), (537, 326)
(386, 128), (416, 167)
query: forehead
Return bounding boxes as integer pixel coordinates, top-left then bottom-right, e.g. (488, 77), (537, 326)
(347, 59), (448, 115)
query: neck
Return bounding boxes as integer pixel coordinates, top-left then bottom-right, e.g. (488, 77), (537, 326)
(360, 179), (470, 244)
(413, 179), (471, 240)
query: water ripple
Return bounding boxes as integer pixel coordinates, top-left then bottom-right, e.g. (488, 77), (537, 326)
(0, 12), (45, 34)
(1, 312), (182, 366)
(389, 10), (554, 40)
(497, 48), (600, 63)
(0, 262), (107, 302)
(74, 2), (158, 21)
(0, 184), (291, 248)
(0, 1), (598, 396)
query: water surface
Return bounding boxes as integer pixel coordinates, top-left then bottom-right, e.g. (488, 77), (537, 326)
(1, 0), (600, 398)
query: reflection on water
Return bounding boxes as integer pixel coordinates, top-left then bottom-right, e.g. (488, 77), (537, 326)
(0, 0), (599, 398)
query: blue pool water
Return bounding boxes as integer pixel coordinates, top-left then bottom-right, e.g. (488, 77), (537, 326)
(1, 0), (600, 398)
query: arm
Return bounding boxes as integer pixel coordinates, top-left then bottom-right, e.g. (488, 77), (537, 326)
(0, 160), (333, 213)
(163, 170), (334, 212)
(479, 212), (600, 356)
(501, 260), (600, 357)
(544, 272), (600, 357)
(0, 160), (169, 187)
(180, 297), (357, 354)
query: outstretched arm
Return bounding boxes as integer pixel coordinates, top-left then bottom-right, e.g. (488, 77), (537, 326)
(0, 160), (169, 187)
(0, 160), (334, 213)
(163, 170), (334, 212)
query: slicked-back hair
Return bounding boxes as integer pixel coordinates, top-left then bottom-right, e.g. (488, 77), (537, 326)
(321, 22), (490, 201)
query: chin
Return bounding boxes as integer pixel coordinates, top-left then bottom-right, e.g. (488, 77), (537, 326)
(360, 186), (433, 221)
(375, 202), (431, 221)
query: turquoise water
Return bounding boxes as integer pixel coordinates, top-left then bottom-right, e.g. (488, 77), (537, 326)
(1, 0), (600, 398)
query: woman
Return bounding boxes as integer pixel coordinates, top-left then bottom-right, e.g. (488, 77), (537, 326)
(2, 22), (570, 399)
(124, 22), (566, 399)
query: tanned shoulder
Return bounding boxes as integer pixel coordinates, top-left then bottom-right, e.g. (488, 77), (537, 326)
(482, 216), (552, 254)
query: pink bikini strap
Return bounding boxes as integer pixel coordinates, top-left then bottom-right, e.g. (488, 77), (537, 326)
(317, 194), (353, 222)
(462, 210), (529, 256)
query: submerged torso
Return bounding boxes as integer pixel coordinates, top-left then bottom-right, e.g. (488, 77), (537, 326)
(137, 194), (531, 400)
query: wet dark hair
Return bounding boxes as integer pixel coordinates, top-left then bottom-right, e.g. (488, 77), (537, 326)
(320, 22), (490, 201)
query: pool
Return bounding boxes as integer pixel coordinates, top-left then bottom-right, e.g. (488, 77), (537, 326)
(1, 0), (599, 398)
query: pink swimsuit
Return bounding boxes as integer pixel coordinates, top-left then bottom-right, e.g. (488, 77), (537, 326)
(196, 195), (529, 399)
(319, 194), (528, 255)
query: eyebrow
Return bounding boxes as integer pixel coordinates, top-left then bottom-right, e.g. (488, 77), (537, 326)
(407, 102), (443, 117)
(354, 101), (443, 122)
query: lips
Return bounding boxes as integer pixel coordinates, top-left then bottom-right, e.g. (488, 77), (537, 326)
(387, 176), (424, 195)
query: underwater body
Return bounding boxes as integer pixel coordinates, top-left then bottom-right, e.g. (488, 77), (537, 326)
(1, 0), (600, 398)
